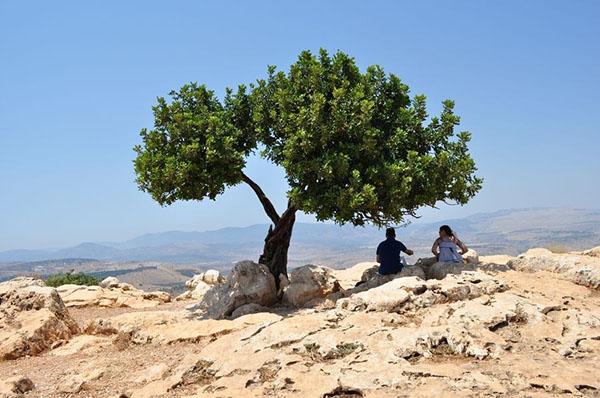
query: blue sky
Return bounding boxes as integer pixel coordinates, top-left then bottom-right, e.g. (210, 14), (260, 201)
(1, 1), (599, 251)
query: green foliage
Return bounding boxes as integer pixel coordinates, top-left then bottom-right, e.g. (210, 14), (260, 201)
(134, 49), (482, 226)
(133, 84), (254, 205)
(45, 272), (99, 287)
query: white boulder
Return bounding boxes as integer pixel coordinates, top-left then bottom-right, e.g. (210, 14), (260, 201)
(99, 276), (120, 288)
(194, 261), (277, 319)
(175, 280), (211, 301)
(463, 249), (480, 264)
(283, 265), (341, 307)
(0, 277), (80, 360)
(203, 269), (224, 284)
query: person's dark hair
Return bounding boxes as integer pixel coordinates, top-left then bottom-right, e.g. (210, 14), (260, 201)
(385, 227), (396, 238)
(439, 225), (454, 237)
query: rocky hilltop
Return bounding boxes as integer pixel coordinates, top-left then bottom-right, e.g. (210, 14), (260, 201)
(1, 248), (599, 397)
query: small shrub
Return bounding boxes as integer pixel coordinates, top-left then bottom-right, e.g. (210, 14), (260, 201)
(511, 303), (528, 324)
(45, 272), (99, 287)
(325, 342), (363, 359)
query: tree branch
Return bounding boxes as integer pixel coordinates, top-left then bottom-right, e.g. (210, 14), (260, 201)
(241, 172), (280, 224)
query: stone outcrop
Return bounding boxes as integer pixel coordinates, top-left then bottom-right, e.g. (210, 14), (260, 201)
(283, 265), (342, 307)
(2, 247), (600, 397)
(84, 310), (281, 345)
(579, 246), (600, 258)
(99, 276), (119, 288)
(230, 303), (273, 319)
(185, 270), (225, 289)
(0, 376), (34, 398)
(175, 280), (211, 301)
(331, 262), (377, 289)
(337, 271), (508, 313)
(190, 261), (277, 319)
(56, 280), (171, 309)
(463, 248), (480, 264)
(359, 264), (426, 286)
(176, 269), (224, 301)
(509, 248), (600, 289)
(0, 277), (79, 360)
(424, 261), (478, 280)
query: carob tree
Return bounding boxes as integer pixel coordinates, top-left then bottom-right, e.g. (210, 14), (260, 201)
(133, 49), (482, 289)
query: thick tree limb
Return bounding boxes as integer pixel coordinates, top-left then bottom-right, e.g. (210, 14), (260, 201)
(265, 206), (297, 243)
(241, 172), (280, 224)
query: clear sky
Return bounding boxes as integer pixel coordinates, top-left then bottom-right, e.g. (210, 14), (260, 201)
(1, 1), (599, 251)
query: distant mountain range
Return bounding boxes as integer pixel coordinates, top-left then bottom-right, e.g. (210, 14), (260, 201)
(1, 208), (599, 267)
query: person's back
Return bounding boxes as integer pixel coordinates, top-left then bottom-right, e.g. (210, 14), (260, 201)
(376, 228), (413, 275)
(437, 237), (463, 263)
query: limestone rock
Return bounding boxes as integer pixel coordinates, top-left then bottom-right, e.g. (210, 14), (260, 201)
(480, 254), (514, 265)
(4, 249), (600, 397)
(185, 270), (224, 290)
(426, 261), (477, 280)
(579, 246), (600, 258)
(509, 248), (600, 289)
(58, 367), (104, 393)
(175, 280), (211, 301)
(203, 269), (224, 284)
(360, 264), (426, 285)
(283, 265), (342, 307)
(337, 271), (507, 313)
(230, 303), (272, 319)
(84, 309), (281, 344)
(331, 262), (377, 289)
(133, 363), (169, 384)
(177, 270), (225, 301)
(56, 283), (171, 308)
(0, 277), (79, 360)
(130, 354), (214, 398)
(194, 261), (277, 319)
(463, 248), (479, 264)
(0, 377), (34, 398)
(415, 256), (438, 268)
(50, 335), (109, 356)
(99, 276), (120, 288)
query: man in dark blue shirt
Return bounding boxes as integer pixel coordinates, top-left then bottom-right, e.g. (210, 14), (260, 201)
(376, 227), (414, 275)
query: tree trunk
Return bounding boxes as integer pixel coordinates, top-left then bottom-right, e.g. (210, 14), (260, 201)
(240, 172), (296, 290)
(259, 207), (296, 290)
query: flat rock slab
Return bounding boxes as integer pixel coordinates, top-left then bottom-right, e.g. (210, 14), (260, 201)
(56, 284), (171, 309)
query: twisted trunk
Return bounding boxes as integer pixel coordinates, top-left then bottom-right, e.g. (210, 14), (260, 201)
(259, 206), (296, 289)
(241, 172), (296, 288)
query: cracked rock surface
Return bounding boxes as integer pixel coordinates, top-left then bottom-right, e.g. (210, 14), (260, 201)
(1, 248), (600, 397)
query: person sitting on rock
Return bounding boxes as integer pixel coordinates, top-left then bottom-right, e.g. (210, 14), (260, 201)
(431, 225), (468, 263)
(376, 227), (414, 275)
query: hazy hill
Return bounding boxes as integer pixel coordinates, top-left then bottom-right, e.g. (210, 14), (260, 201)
(1, 208), (599, 268)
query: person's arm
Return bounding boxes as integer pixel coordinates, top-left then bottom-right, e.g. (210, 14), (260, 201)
(376, 243), (381, 263)
(431, 238), (440, 256)
(454, 236), (468, 254)
(399, 241), (413, 256)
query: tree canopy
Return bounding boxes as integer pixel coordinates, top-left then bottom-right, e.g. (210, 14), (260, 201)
(134, 49), (482, 282)
(134, 49), (482, 229)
